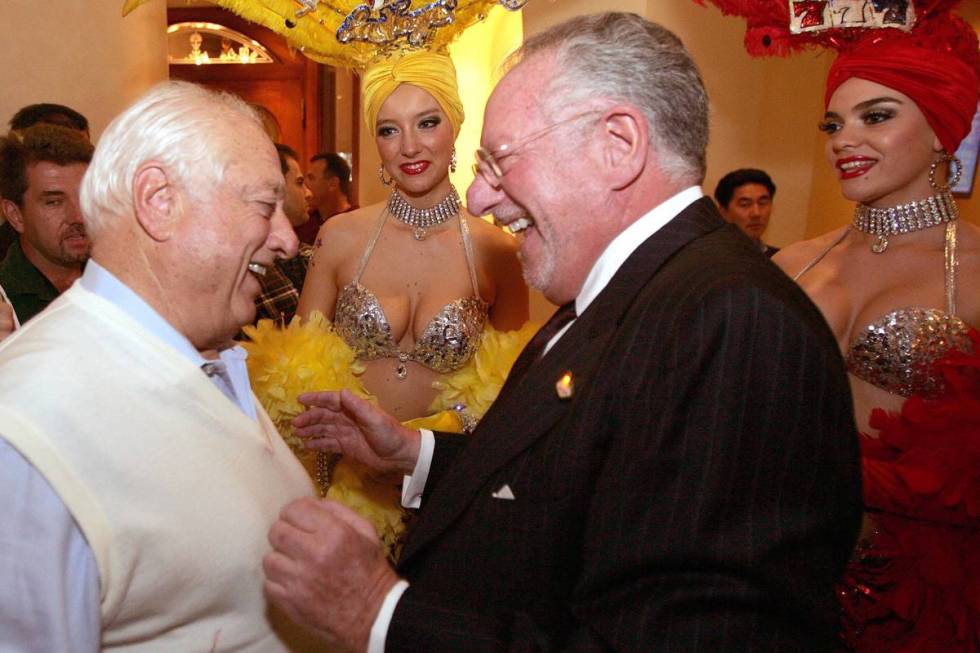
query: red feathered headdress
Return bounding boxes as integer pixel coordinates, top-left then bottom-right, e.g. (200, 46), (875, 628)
(695, 0), (980, 152)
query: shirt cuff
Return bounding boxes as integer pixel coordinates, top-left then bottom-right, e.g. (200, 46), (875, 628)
(367, 579), (409, 653)
(401, 429), (434, 509)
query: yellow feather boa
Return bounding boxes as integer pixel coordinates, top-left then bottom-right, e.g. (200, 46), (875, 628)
(242, 312), (535, 556)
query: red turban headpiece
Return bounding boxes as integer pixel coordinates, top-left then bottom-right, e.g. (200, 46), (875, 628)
(825, 15), (980, 154)
(694, 0), (980, 153)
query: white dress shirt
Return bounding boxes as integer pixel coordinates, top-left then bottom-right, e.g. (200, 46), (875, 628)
(369, 186), (704, 652)
(0, 260), (259, 651)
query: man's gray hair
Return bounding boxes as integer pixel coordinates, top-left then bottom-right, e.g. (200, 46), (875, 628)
(515, 12), (708, 185)
(80, 81), (263, 234)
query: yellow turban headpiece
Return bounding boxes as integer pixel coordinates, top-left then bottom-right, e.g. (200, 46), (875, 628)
(361, 50), (465, 139)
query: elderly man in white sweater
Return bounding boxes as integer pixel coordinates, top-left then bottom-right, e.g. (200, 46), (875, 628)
(0, 82), (318, 651)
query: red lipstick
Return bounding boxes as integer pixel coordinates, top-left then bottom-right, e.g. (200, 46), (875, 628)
(836, 156), (876, 180)
(400, 161), (430, 175)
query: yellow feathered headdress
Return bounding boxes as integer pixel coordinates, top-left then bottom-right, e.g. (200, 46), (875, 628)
(124, 0), (530, 69)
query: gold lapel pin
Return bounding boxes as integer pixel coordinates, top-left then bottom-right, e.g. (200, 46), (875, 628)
(555, 370), (574, 399)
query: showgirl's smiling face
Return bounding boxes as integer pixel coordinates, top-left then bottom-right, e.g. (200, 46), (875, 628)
(821, 77), (941, 207)
(375, 84), (454, 204)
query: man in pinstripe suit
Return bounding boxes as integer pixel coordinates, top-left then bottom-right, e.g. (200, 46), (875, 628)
(264, 13), (862, 652)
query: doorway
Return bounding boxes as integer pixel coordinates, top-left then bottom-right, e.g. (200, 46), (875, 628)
(166, 5), (332, 168)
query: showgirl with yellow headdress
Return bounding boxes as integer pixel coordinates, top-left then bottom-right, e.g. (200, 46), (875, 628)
(128, 0), (537, 558)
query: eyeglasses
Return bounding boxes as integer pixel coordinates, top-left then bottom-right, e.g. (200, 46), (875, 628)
(472, 110), (603, 188)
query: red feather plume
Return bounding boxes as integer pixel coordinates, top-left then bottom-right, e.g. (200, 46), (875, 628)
(694, 0), (976, 67)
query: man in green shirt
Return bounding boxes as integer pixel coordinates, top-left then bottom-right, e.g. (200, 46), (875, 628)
(0, 124), (93, 323)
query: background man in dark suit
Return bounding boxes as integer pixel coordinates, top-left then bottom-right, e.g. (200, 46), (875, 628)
(714, 167), (780, 257)
(295, 152), (355, 245)
(264, 13), (862, 652)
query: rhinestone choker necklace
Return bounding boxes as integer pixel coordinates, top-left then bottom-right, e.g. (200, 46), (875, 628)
(387, 187), (461, 241)
(853, 190), (959, 254)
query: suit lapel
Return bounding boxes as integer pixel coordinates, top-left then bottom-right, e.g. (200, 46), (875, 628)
(399, 197), (726, 563)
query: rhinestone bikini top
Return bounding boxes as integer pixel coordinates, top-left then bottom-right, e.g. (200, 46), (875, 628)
(796, 222), (974, 398)
(333, 201), (488, 378)
(845, 308), (972, 398)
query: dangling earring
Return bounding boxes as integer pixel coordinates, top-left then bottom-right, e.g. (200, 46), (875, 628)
(929, 152), (963, 192)
(378, 164), (394, 187)
(449, 147), (457, 174)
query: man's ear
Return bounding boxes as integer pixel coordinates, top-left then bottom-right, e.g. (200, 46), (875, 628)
(133, 164), (180, 242)
(599, 106), (649, 191)
(1, 199), (26, 234)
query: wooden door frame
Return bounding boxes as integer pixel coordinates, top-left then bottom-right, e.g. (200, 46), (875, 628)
(167, 6), (322, 162)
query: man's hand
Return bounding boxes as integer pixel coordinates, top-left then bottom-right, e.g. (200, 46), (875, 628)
(0, 303), (15, 341)
(264, 497), (401, 652)
(293, 389), (421, 476)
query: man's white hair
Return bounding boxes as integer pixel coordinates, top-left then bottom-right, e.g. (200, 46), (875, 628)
(512, 12), (709, 186)
(80, 81), (262, 235)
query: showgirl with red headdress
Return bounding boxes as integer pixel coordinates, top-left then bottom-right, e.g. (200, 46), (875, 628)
(697, 0), (980, 650)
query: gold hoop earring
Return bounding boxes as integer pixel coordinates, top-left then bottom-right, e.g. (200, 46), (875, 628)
(450, 148), (457, 174)
(378, 164), (394, 187)
(929, 152), (963, 192)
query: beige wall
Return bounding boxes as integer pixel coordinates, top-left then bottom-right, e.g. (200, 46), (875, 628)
(0, 2), (168, 140)
(956, 8), (980, 225)
(524, 0), (646, 24)
(956, 5), (980, 225)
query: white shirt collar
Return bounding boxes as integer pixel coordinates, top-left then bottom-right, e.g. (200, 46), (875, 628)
(542, 186), (703, 357)
(79, 259), (257, 419)
(574, 186), (703, 316)
(80, 259), (207, 365)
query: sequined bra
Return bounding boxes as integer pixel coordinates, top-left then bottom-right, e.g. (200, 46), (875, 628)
(796, 223), (974, 398)
(333, 205), (488, 377)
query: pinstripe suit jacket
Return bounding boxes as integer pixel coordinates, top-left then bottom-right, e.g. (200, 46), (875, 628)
(388, 197), (862, 652)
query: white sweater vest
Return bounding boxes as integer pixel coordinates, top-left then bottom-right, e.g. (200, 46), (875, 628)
(0, 284), (318, 651)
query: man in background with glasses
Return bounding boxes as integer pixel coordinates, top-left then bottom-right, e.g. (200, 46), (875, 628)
(264, 12), (861, 652)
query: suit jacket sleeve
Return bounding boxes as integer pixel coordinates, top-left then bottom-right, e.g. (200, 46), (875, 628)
(419, 433), (468, 506)
(391, 273), (860, 651)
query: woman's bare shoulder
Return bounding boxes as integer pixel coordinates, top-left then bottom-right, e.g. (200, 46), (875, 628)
(772, 226), (850, 277)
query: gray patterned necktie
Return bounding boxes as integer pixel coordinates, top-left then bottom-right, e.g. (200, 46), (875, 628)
(201, 360), (240, 405)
